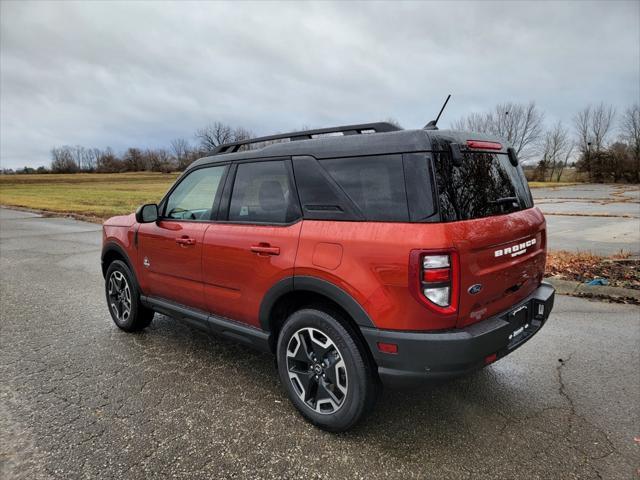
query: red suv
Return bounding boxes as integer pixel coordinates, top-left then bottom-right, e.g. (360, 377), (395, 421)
(102, 122), (554, 431)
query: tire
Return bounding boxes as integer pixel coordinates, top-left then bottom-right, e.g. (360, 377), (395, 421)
(105, 260), (154, 332)
(276, 308), (378, 432)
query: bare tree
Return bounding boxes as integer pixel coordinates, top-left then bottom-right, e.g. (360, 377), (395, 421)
(574, 103), (616, 152)
(556, 139), (575, 182)
(122, 148), (146, 171)
(170, 138), (193, 170)
(536, 122), (574, 181)
(96, 147), (123, 173)
(590, 103), (616, 152)
(574, 103), (616, 181)
(231, 126), (255, 150)
(232, 126), (253, 142)
(452, 112), (486, 133)
(574, 106), (591, 152)
(196, 122), (233, 151)
(621, 104), (640, 147)
(143, 148), (175, 173)
(170, 138), (190, 159)
(620, 104), (640, 182)
(50, 146), (78, 173)
(452, 102), (544, 159)
(69, 145), (84, 171)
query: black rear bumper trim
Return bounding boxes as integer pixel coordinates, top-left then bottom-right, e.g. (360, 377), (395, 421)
(360, 282), (555, 388)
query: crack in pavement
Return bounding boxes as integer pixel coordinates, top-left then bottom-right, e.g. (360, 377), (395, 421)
(554, 353), (634, 477)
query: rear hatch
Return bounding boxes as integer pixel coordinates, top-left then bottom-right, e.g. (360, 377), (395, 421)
(429, 133), (546, 327)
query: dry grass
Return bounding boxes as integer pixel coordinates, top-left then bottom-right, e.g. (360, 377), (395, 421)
(527, 181), (579, 188)
(0, 172), (179, 219)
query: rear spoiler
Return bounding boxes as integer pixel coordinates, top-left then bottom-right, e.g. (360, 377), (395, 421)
(448, 142), (519, 167)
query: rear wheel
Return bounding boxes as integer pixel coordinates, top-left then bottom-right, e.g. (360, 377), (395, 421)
(105, 260), (154, 332)
(277, 308), (378, 432)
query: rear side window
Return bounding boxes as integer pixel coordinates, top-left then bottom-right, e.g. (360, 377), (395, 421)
(433, 151), (534, 222)
(228, 160), (300, 224)
(319, 155), (409, 221)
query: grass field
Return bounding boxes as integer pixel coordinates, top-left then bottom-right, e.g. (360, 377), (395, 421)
(0, 172), (578, 221)
(527, 181), (578, 188)
(0, 173), (179, 220)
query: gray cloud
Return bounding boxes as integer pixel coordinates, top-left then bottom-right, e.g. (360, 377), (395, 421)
(1, 0), (638, 168)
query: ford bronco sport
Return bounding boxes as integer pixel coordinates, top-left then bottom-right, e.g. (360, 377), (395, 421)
(102, 122), (555, 431)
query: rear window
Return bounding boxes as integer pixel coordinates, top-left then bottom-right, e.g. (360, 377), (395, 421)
(433, 151), (533, 222)
(319, 155), (409, 221)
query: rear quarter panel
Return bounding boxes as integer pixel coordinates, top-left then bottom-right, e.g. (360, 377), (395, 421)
(295, 208), (546, 331)
(296, 220), (457, 330)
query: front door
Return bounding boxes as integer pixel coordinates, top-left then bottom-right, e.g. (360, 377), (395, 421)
(202, 159), (302, 327)
(138, 164), (227, 311)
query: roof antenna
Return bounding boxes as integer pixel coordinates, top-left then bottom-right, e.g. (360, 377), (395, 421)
(424, 94), (451, 130)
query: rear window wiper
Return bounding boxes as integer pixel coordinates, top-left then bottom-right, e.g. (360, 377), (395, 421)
(489, 197), (520, 209)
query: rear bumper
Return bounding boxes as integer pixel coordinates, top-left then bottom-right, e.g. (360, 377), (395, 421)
(360, 282), (555, 388)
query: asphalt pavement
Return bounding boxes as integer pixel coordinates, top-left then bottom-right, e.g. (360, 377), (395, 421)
(533, 184), (640, 255)
(1, 207), (639, 479)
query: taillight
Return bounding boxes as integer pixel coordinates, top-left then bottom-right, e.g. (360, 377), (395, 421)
(409, 250), (459, 315)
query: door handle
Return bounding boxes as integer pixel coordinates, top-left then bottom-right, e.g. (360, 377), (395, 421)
(176, 236), (196, 246)
(250, 244), (280, 256)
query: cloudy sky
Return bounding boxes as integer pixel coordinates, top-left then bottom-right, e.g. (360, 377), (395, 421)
(1, 1), (638, 169)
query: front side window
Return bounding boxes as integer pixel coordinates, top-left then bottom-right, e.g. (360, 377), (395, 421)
(164, 165), (226, 221)
(228, 160), (300, 224)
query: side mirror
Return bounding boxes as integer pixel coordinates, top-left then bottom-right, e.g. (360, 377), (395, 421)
(507, 147), (519, 166)
(135, 203), (158, 223)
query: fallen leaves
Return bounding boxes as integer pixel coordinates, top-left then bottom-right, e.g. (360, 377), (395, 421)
(547, 250), (640, 291)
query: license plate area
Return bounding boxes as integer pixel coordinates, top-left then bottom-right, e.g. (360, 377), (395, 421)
(506, 303), (533, 348)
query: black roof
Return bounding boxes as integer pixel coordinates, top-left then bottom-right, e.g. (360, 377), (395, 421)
(187, 124), (507, 171)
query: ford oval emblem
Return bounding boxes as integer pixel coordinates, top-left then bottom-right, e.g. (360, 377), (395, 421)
(468, 284), (483, 295)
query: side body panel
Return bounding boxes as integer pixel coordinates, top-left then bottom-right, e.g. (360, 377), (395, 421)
(202, 222), (302, 328)
(136, 220), (210, 310)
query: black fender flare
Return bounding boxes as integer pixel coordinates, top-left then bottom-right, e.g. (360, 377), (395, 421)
(258, 275), (375, 332)
(101, 241), (135, 278)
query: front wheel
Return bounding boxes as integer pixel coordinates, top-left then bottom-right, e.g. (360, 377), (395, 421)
(105, 260), (154, 332)
(276, 308), (378, 432)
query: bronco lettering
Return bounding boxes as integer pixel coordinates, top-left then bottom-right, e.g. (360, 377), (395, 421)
(494, 238), (536, 258)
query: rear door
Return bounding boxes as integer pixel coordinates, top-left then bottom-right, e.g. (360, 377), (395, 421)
(432, 147), (546, 327)
(202, 159), (302, 328)
(137, 165), (227, 311)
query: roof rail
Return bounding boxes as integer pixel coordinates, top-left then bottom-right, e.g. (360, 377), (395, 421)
(211, 122), (401, 155)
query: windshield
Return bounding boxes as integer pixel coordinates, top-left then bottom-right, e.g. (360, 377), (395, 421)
(433, 150), (533, 222)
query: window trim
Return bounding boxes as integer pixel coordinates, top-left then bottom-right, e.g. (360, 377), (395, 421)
(158, 163), (230, 223)
(218, 157), (303, 227)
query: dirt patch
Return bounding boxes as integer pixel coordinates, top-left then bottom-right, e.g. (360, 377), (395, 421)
(547, 251), (640, 290)
(1, 204), (105, 224)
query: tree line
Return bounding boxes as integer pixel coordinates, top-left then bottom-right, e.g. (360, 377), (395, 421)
(0, 122), (255, 175)
(43, 122), (253, 174)
(2, 104), (638, 183)
(453, 102), (639, 183)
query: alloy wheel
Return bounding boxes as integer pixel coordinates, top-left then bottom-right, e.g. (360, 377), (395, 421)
(108, 270), (132, 324)
(286, 327), (348, 414)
